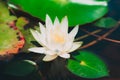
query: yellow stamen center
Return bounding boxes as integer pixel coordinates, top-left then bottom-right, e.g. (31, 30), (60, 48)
(52, 33), (65, 44)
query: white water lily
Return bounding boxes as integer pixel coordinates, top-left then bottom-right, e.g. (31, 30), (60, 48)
(28, 15), (83, 61)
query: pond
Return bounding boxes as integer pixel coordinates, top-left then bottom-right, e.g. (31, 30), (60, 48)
(0, 0), (120, 80)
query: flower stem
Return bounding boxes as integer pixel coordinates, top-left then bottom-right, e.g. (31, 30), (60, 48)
(75, 29), (102, 41)
(77, 21), (120, 50)
(81, 28), (120, 44)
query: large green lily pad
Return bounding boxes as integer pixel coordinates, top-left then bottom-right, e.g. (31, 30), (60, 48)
(9, 0), (108, 26)
(67, 51), (109, 78)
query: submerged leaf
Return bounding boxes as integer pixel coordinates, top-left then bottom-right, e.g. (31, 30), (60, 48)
(67, 51), (109, 79)
(94, 17), (118, 28)
(4, 60), (37, 76)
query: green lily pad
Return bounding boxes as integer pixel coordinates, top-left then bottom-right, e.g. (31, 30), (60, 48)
(67, 51), (109, 78)
(4, 60), (37, 76)
(9, 0), (108, 26)
(0, 1), (9, 19)
(0, 1), (17, 23)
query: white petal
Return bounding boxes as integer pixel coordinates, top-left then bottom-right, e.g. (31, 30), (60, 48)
(30, 29), (41, 42)
(62, 33), (76, 51)
(45, 50), (56, 55)
(69, 41), (83, 52)
(39, 22), (46, 43)
(46, 15), (53, 31)
(39, 22), (46, 35)
(54, 17), (60, 27)
(30, 29), (46, 46)
(43, 54), (58, 61)
(63, 39), (73, 51)
(59, 53), (70, 59)
(28, 47), (46, 54)
(61, 16), (68, 35)
(69, 25), (79, 39)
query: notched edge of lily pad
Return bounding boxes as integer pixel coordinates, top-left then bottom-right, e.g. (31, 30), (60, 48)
(0, 21), (25, 57)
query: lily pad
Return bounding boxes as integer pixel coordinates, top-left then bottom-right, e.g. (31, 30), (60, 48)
(0, 23), (25, 56)
(0, 1), (9, 19)
(67, 51), (109, 78)
(0, 1), (24, 56)
(0, 1), (17, 23)
(9, 0), (108, 26)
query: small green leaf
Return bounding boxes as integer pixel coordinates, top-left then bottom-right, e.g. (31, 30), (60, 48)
(67, 51), (109, 79)
(4, 60), (37, 76)
(94, 17), (118, 28)
(16, 17), (28, 30)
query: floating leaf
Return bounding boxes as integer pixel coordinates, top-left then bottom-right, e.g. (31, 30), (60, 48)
(4, 60), (37, 76)
(0, 1), (17, 23)
(0, 1), (9, 19)
(9, 0), (108, 26)
(94, 17), (118, 28)
(0, 23), (25, 56)
(2, 16), (17, 23)
(0, 1), (24, 57)
(67, 51), (109, 79)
